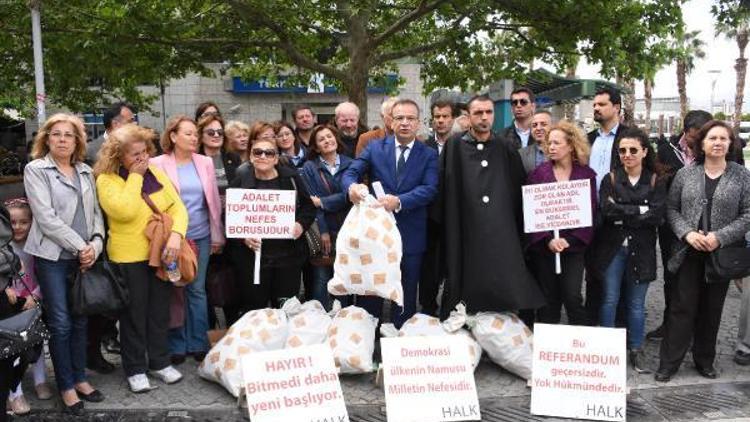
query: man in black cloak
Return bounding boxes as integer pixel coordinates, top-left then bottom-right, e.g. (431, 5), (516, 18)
(438, 95), (545, 320)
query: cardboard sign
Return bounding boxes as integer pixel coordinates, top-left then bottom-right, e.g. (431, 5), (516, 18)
(381, 336), (480, 422)
(522, 180), (593, 233)
(225, 188), (296, 239)
(241, 344), (349, 422)
(531, 324), (626, 421)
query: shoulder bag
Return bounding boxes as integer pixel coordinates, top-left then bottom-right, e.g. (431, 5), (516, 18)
(703, 203), (750, 281)
(0, 259), (50, 360)
(69, 235), (129, 316)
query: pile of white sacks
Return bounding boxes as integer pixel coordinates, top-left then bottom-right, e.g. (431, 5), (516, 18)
(198, 299), (535, 397)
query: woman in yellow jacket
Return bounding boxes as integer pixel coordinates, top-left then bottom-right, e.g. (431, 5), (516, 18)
(94, 125), (188, 394)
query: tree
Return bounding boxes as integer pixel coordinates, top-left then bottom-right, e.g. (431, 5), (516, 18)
(0, 1), (684, 121)
(644, 76), (654, 133)
(673, 29), (706, 119)
(714, 1), (750, 133)
(715, 111), (728, 121)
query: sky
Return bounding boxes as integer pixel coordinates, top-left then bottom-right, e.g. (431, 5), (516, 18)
(571, 0), (747, 112)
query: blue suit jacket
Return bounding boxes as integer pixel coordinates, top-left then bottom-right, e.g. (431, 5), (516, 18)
(342, 136), (439, 255)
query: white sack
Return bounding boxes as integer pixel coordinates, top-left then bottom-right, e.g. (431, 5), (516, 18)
(467, 312), (533, 379)
(328, 196), (403, 306)
(198, 308), (288, 397)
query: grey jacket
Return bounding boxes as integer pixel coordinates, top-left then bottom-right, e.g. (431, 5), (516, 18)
(667, 161), (750, 272)
(23, 155), (105, 261)
(518, 143), (545, 175)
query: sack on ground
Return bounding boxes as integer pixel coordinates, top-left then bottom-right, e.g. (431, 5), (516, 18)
(198, 308), (288, 397)
(328, 196), (403, 306)
(380, 309), (482, 370)
(467, 312), (533, 379)
(282, 298), (339, 348)
(328, 305), (377, 374)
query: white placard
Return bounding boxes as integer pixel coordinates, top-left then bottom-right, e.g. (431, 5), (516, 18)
(241, 344), (349, 422)
(531, 324), (627, 421)
(225, 188), (296, 239)
(522, 179), (593, 233)
(381, 336), (480, 422)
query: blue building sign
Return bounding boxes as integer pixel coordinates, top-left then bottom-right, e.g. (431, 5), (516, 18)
(231, 75), (398, 94)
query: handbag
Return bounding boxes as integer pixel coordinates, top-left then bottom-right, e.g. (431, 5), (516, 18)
(305, 221), (324, 258)
(206, 254), (237, 307)
(69, 240), (129, 316)
(306, 168), (337, 267)
(701, 203), (750, 281)
(142, 193), (198, 283)
(0, 269), (50, 360)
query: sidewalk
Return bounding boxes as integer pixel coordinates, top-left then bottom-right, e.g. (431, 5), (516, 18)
(11, 274), (750, 421)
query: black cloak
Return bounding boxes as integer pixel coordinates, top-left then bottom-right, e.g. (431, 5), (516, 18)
(439, 131), (545, 319)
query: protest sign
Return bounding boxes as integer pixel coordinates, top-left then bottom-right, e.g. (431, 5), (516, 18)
(381, 336), (480, 422)
(531, 324), (626, 422)
(225, 188), (297, 284)
(225, 188), (296, 239)
(522, 180), (593, 273)
(241, 344), (349, 422)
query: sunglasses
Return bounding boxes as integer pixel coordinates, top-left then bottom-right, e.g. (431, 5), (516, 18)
(204, 129), (224, 137)
(252, 148), (278, 158)
(511, 99), (530, 106)
(618, 147), (641, 155)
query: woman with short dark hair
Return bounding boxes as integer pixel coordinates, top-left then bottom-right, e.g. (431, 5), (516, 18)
(300, 125), (353, 310)
(657, 120), (750, 382)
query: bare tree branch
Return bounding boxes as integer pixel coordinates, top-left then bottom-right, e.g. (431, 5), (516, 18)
(374, 34), (458, 63)
(226, 0), (347, 80)
(370, 0), (452, 48)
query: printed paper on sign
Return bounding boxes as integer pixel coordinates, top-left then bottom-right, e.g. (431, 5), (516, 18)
(225, 188), (296, 239)
(381, 336), (481, 422)
(522, 180), (593, 233)
(241, 344), (349, 422)
(530, 324), (626, 422)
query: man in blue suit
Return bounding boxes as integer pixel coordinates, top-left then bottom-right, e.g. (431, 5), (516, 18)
(342, 99), (439, 328)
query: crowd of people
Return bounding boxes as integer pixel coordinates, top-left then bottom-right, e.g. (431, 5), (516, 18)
(2, 86), (750, 418)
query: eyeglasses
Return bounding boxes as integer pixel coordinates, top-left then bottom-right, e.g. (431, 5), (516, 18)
(252, 148), (278, 158)
(511, 99), (530, 106)
(393, 116), (418, 123)
(204, 129), (224, 137)
(618, 147), (641, 155)
(48, 131), (76, 140)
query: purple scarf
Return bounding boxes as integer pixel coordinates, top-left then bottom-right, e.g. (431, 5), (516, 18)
(118, 166), (163, 195)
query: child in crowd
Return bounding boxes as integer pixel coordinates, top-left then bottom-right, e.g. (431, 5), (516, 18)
(5, 198), (52, 416)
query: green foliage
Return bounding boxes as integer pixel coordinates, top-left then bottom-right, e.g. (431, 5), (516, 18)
(0, 0), (684, 118)
(715, 111), (728, 120)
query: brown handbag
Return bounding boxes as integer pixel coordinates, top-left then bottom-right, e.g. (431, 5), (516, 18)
(142, 193), (198, 283)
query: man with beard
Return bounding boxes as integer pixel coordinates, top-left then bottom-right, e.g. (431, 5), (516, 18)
(646, 110), (712, 340)
(584, 87), (628, 325)
(501, 87), (536, 149)
(355, 97), (398, 157)
(587, 87), (627, 189)
(439, 95), (545, 319)
(334, 102), (364, 157)
(519, 110), (552, 174)
(292, 104), (316, 148)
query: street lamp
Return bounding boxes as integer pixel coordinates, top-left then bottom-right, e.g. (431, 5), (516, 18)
(709, 69), (721, 115)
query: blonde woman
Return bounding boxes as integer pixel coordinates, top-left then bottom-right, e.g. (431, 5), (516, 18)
(23, 114), (105, 414)
(94, 125), (188, 393)
(225, 120), (250, 163)
(526, 121), (596, 326)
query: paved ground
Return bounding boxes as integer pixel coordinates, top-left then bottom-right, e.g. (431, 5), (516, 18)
(8, 265), (750, 420)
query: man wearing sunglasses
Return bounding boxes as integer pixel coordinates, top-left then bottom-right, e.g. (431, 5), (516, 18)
(500, 87), (536, 149)
(344, 99), (439, 328)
